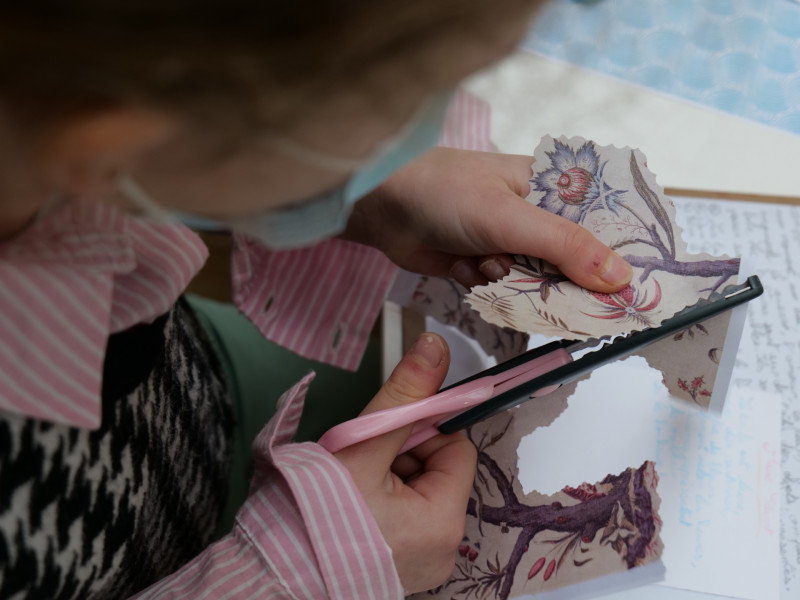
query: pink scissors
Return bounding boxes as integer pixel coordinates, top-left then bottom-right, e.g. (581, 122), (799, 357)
(317, 275), (764, 455)
(317, 343), (572, 454)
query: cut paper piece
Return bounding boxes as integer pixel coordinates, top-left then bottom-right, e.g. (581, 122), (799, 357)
(407, 275), (528, 364)
(637, 309), (731, 411)
(468, 136), (740, 339)
(516, 358), (781, 600)
(414, 376), (663, 600)
(466, 135), (742, 409)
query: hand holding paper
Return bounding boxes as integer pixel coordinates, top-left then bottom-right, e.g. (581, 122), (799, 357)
(342, 147), (632, 291)
(411, 135), (757, 600)
(466, 136), (744, 409)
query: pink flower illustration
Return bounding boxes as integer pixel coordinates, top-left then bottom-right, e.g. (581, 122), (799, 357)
(557, 167), (595, 205)
(584, 280), (662, 326)
(562, 482), (605, 503)
(531, 139), (626, 224)
(677, 375), (712, 404)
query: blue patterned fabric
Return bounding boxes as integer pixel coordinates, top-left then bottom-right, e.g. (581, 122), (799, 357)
(525, 0), (800, 135)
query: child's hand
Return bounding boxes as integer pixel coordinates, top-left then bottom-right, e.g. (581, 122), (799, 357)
(343, 147), (633, 291)
(334, 333), (476, 594)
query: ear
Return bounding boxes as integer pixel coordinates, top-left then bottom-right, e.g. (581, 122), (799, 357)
(38, 107), (176, 202)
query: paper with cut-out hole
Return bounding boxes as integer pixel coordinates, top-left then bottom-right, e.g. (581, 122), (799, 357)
(466, 136), (741, 409)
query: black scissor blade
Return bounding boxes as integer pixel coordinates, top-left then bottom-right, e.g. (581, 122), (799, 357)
(438, 275), (763, 433)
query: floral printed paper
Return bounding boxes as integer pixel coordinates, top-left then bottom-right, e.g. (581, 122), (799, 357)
(467, 136), (740, 340)
(465, 136), (742, 410)
(416, 381), (664, 600)
(407, 275), (529, 364)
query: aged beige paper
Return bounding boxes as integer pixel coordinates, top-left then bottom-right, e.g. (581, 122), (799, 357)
(416, 381), (664, 600)
(465, 136), (741, 409)
(467, 136), (739, 339)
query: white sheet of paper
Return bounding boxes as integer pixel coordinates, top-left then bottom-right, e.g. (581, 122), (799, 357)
(672, 197), (800, 600)
(517, 358), (781, 600)
(457, 48), (800, 598)
(519, 195), (800, 600)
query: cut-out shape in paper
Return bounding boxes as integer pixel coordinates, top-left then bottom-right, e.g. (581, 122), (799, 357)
(465, 136), (742, 409)
(415, 381), (664, 600)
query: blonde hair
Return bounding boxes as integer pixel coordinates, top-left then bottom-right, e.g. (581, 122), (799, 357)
(0, 0), (539, 132)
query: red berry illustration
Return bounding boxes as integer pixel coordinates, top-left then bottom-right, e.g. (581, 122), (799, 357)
(528, 557), (546, 579)
(543, 559), (556, 581)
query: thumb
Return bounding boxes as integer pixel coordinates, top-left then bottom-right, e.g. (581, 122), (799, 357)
(491, 202), (633, 293)
(335, 333), (450, 483)
(540, 210), (633, 292)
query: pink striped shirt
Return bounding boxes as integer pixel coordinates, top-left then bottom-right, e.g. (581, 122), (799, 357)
(230, 88), (494, 372)
(132, 374), (403, 600)
(0, 88), (492, 598)
(0, 199), (209, 429)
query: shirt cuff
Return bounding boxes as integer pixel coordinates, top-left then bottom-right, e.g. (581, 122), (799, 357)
(238, 373), (404, 599)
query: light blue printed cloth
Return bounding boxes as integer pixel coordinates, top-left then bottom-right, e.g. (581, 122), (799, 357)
(524, 0), (800, 136)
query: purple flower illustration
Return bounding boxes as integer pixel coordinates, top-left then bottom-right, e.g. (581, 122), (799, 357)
(531, 140), (625, 224)
(583, 280), (662, 326)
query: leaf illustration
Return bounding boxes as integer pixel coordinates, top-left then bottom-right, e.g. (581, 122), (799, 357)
(600, 521), (617, 544)
(557, 535), (580, 570)
(540, 283), (550, 303)
(543, 533), (573, 545)
(600, 502), (621, 543)
(709, 348), (720, 363)
(619, 514), (637, 534)
(488, 552), (501, 574)
(629, 151), (675, 258)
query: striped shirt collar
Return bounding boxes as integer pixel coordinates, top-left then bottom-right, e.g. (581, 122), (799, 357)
(0, 199), (208, 429)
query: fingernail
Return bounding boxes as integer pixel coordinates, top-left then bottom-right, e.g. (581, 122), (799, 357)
(599, 252), (633, 286)
(449, 259), (483, 288)
(478, 258), (507, 281)
(410, 334), (445, 368)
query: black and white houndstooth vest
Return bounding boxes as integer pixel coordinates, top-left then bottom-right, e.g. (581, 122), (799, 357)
(0, 299), (234, 599)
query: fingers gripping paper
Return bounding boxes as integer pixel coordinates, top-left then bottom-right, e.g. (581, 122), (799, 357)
(466, 135), (741, 410)
(415, 138), (753, 600)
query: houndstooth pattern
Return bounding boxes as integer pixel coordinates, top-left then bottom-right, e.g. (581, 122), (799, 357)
(0, 299), (234, 600)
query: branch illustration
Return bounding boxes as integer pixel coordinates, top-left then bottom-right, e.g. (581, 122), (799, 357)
(452, 436), (660, 600)
(629, 151), (675, 258)
(624, 255), (740, 288)
(610, 204), (673, 261)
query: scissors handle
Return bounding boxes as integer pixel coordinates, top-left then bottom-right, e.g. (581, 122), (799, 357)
(318, 382), (493, 453)
(317, 347), (572, 454)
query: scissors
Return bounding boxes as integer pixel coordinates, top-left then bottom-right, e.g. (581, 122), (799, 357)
(318, 275), (763, 454)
